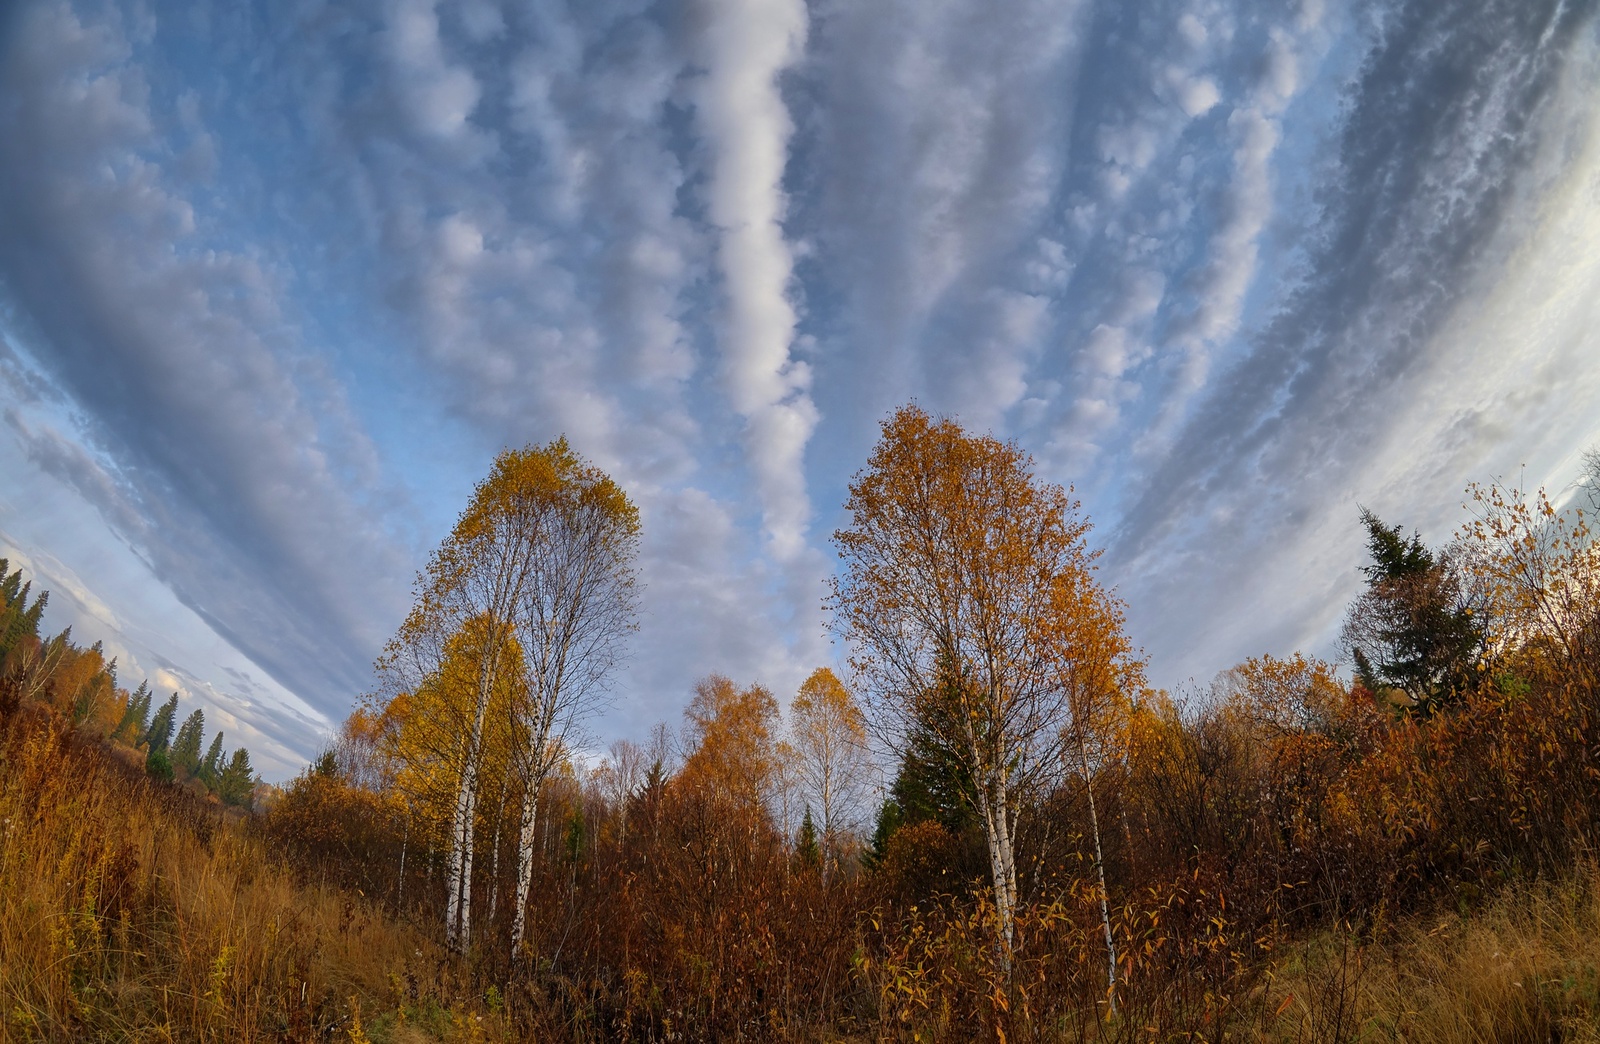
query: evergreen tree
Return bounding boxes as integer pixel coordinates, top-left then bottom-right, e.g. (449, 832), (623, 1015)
(311, 748), (339, 778)
(867, 718), (983, 868)
(172, 709), (205, 777)
(200, 732), (225, 787)
(146, 747), (174, 783)
(795, 807), (821, 870)
(145, 694), (179, 753)
(116, 681), (152, 743)
(218, 748), (255, 807)
(1342, 509), (1483, 713)
(0, 561), (49, 662)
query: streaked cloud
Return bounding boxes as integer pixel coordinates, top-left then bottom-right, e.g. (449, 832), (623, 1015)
(1, 0), (1597, 775)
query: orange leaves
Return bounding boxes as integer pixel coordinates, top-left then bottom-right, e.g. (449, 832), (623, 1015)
(831, 406), (1100, 714)
(787, 667), (872, 847)
(1456, 479), (1600, 682)
(831, 404), (1138, 954)
(677, 675), (781, 811)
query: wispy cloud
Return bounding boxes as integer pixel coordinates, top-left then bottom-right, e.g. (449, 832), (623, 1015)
(691, 0), (816, 560)
(2, 0), (1598, 773)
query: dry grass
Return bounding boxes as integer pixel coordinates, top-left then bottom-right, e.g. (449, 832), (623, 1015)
(13, 689), (1600, 1043)
(0, 707), (504, 1043)
(853, 861), (1600, 1042)
(1257, 867), (1600, 1042)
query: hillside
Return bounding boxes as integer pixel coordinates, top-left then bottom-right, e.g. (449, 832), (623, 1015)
(9, 688), (1600, 1042)
(0, 701), (503, 1042)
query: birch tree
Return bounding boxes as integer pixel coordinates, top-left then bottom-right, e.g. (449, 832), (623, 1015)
(376, 610), (525, 949)
(788, 668), (873, 866)
(678, 675), (782, 812)
(1044, 567), (1147, 1011)
(375, 440), (638, 954)
(831, 405), (1131, 960)
(376, 448), (545, 950)
(504, 440), (640, 953)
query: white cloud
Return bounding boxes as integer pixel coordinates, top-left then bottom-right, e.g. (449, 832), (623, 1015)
(385, 0), (489, 149)
(691, 0), (817, 561)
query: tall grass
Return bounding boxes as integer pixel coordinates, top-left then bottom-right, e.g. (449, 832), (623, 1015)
(12, 694), (1600, 1042)
(0, 705), (497, 1043)
(1258, 864), (1600, 1043)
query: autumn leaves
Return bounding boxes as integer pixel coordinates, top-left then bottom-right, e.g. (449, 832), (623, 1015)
(280, 410), (1600, 1035)
(368, 440), (641, 953)
(367, 405), (1137, 965)
(831, 405), (1141, 963)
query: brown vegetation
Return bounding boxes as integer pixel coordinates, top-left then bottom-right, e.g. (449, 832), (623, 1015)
(0, 703), (493, 1043)
(6, 420), (1600, 1041)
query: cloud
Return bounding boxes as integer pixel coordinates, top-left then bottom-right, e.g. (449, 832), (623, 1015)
(0, 0), (412, 716)
(1104, 0), (1600, 685)
(794, 0), (1089, 439)
(690, 0), (817, 561)
(3, 0), (1599, 769)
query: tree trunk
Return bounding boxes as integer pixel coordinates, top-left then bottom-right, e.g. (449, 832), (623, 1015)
(445, 656), (499, 951)
(1080, 735), (1117, 1013)
(977, 783), (1018, 966)
(487, 779), (509, 925)
(444, 752), (479, 949)
(397, 809), (409, 910)
(509, 779), (541, 953)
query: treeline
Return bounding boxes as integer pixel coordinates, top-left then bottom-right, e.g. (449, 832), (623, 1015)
(257, 413), (1600, 1039)
(0, 558), (257, 808)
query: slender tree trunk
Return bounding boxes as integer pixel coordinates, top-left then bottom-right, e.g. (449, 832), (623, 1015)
(820, 763), (834, 884)
(1080, 734), (1117, 1013)
(510, 777), (541, 952)
(978, 783), (1018, 965)
(445, 755), (479, 949)
(487, 779), (509, 925)
(397, 810), (410, 910)
(445, 655), (499, 951)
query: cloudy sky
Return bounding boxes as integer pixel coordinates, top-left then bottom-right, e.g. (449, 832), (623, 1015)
(3, 0), (1599, 778)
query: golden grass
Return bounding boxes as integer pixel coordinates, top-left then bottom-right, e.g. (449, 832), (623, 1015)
(14, 694), (1600, 1043)
(0, 708), (502, 1043)
(1256, 868), (1600, 1042)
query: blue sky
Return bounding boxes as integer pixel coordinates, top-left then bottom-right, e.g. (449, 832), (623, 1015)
(3, 0), (1599, 779)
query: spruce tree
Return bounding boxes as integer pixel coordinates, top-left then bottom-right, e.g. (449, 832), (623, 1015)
(218, 748), (255, 807)
(796, 807), (821, 870)
(1342, 509), (1483, 713)
(145, 694), (179, 753)
(0, 563), (49, 663)
(172, 709), (205, 777)
(145, 747), (174, 783)
(200, 732), (225, 788)
(116, 681), (152, 743)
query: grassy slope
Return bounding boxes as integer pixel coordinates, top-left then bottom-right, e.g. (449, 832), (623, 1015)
(8, 696), (1600, 1042)
(1254, 869), (1600, 1042)
(0, 706), (504, 1044)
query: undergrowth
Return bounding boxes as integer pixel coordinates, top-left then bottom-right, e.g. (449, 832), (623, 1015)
(0, 705), (503, 1044)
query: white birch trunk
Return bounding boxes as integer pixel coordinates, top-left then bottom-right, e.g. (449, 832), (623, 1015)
(397, 809), (409, 909)
(444, 753), (478, 949)
(509, 776), (541, 952)
(444, 650), (499, 951)
(1080, 736), (1117, 1013)
(977, 782), (1018, 963)
(487, 781), (508, 925)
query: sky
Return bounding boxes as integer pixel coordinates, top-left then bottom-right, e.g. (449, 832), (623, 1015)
(3, 0), (1599, 780)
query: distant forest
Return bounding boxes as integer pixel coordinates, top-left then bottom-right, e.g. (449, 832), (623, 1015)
(0, 560), (258, 805)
